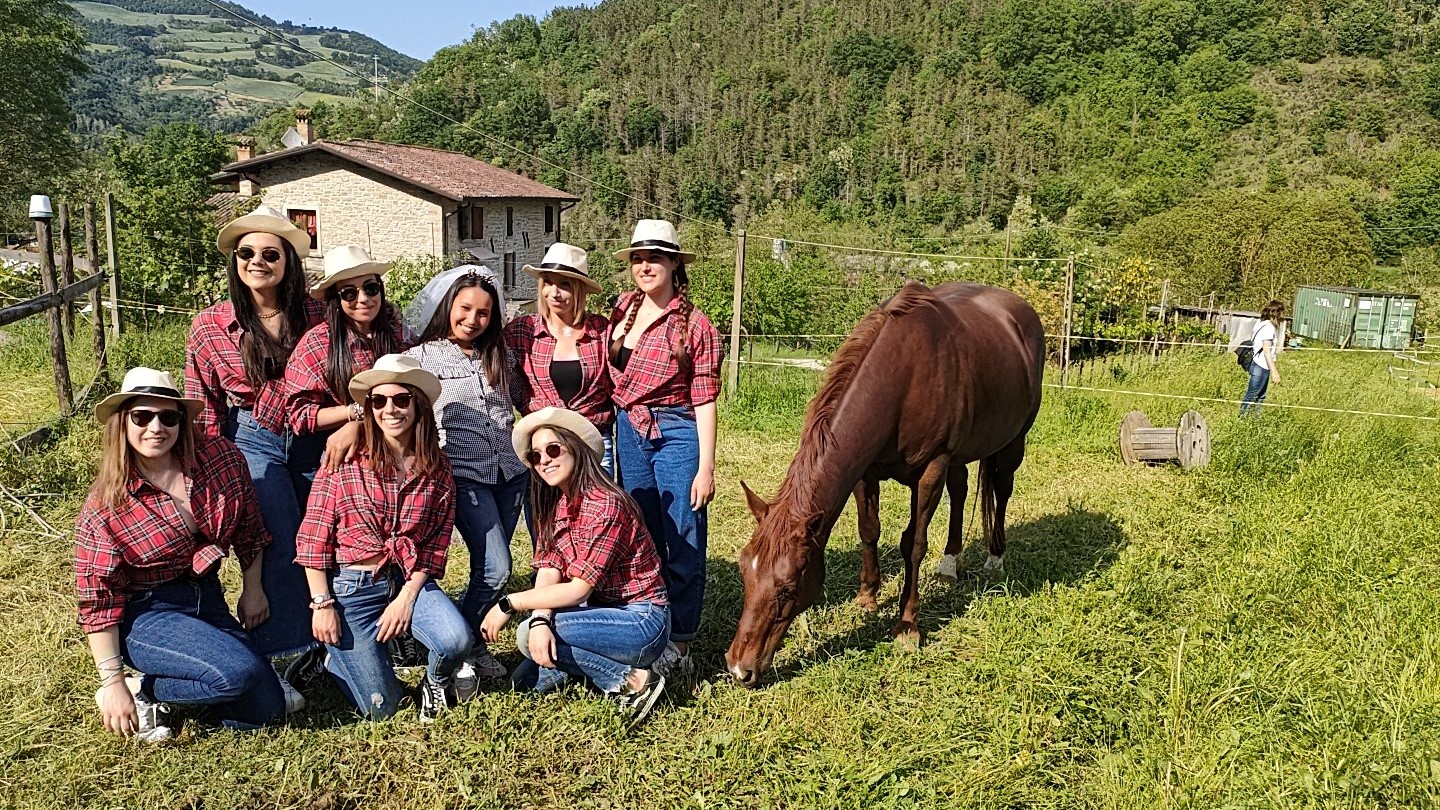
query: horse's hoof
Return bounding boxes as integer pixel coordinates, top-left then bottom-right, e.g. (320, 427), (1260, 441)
(855, 592), (879, 612)
(890, 622), (921, 650)
(983, 554), (1004, 575)
(934, 553), (959, 582)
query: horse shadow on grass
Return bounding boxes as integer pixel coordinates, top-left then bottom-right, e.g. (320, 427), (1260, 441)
(689, 506), (1127, 691)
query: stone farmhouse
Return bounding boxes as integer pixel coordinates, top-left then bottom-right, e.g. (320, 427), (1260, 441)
(209, 114), (578, 304)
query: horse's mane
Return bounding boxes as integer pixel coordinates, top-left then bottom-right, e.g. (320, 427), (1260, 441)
(776, 283), (936, 507)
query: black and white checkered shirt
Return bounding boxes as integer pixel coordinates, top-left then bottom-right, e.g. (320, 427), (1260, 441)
(404, 341), (528, 486)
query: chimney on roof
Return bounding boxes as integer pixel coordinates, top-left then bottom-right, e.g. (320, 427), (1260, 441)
(235, 136), (257, 197)
(295, 109), (314, 145)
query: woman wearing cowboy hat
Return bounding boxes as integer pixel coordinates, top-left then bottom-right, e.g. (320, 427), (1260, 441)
(607, 219), (722, 679)
(186, 205), (325, 683)
(402, 264), (527, 682)
(78, 368), (287, 742)
(480, 407), (669, 722)
(295, 354), (473, 721)
(504, 243), (615, 473)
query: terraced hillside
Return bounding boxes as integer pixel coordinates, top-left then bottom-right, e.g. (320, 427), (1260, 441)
(68, 0), (420, 134)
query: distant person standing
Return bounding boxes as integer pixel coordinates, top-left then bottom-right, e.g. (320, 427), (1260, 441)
(607, 220), (722, 679)
(1241, 300), (1285, 416)
(505, 243), (615, 472)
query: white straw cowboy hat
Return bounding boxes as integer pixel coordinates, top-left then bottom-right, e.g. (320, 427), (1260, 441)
(94, 367), (204, 423)
(216, 204), (312, 257)
(523, 243), (601, 294)
(512, 407), (604, 467)
(347, 353), (442, 406)
(612, 219), (696, 263)
(310, 245), (392, 301)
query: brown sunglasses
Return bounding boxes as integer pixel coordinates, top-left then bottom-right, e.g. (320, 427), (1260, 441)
(525, 442), (568, 466)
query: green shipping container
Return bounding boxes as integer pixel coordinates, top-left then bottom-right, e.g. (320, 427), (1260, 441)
(1292, 286), (1419, 350)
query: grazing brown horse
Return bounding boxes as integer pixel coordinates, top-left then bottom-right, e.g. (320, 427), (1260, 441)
(725, 282), (1044, 686)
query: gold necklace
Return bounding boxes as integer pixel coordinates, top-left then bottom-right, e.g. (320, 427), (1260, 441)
(257, 308), (282, 320)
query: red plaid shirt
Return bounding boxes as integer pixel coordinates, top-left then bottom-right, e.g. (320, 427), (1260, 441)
(533, 485), (667, 606)
(283, 316), (408, 435)
(73, 436), (271, 633)
(185, 299), (325, 436)
(294, 453), (456, 578)
(608, 292), (723, 439)
(504, 313), (614, 429)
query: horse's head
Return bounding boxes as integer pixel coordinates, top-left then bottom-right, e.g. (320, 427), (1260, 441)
(725, 481), (828, 687)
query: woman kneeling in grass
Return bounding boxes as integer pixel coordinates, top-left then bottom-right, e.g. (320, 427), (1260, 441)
(481, 407), (669, 722)
(77, 368), (285, 743)
(295, 354), (473, 721)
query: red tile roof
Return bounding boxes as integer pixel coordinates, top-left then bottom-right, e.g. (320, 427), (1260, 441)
(212, 139), (577, 202)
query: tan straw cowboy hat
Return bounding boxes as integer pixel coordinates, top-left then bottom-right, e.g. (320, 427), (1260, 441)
(94, 367), (204, 423)
(216, 204), (312, 257)
(512, 407), (604, 467)
(347, 353), (442, 406)
(612, 219), (696, 263)
(523, 243), (601, 294)
(309, 245), (391, 301)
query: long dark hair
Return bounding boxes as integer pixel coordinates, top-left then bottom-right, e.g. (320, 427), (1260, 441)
(358, 385), (443, 479)
(322, 280), (400, 402)
(418, 271), (508, 389)
(607, 255), (695, 374)
(529, 426), (642, 556)
(225, 241), (309, 385)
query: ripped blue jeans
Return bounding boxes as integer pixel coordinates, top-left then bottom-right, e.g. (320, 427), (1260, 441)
(454, 473), (527, 630)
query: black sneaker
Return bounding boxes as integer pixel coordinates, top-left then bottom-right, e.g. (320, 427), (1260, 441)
(282, 646), (327, 693)
(388, 632), (427, 670)
(418, 674), (451, 722)
(610, 670), (666, 723)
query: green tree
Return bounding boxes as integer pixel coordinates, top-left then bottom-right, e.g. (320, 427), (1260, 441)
(107, 122), (229, 307)
(0, 0), (85, 215)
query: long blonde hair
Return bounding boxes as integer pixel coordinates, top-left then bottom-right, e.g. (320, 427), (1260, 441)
(89, 400), (197, 511)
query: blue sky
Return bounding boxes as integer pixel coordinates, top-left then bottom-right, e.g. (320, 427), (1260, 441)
(238, 1), (578, 59)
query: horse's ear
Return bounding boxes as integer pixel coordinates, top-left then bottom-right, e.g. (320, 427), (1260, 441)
(740, 480), (770, 522)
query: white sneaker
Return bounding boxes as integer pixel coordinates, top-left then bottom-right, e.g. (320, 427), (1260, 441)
(651, 642), (694, 679)
(277, 676), (306, 715)
(97, 676), (173, 744)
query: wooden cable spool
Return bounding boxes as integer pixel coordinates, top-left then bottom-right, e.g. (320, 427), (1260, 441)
(1119, 409), (1211, 470)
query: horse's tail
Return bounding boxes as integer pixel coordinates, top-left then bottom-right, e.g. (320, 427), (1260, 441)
(979, 454), (999, 557)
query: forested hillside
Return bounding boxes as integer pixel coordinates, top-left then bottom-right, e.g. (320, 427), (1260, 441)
(276, 0), (1440, 308)
(68, 0), (420, 134)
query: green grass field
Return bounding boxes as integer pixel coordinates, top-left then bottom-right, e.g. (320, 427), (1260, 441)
(1, 321), (1438, 808)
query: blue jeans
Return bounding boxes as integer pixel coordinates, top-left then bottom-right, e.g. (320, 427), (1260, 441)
(454, 473), (527, 629)
(616, 408), (706, 642)
(120, 575), (285, 730)
(511, 602), (670, 693)
(323, 568), (473, 720)
(1240, 362), (1271, 415)
(225, 407), (325, 657)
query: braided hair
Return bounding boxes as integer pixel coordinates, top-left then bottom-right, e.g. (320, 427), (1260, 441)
(607, 258), (694, 374)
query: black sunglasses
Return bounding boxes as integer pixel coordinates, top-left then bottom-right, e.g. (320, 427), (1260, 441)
(337, 280), (384, 303)
(525, 442), (568, 466)
(366, 391), (413, 410)
(235, 246), (283, 263)
(128, 408), (183, 428)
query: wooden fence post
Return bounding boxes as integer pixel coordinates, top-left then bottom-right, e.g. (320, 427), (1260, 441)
(727, 229), (746, 396)
(84, 202), (108, 385)
(58, 201), (76, 339)
(35, 217), (74, 417)
(1061, 254), (1075, 388)
(104, 192), (122, 339)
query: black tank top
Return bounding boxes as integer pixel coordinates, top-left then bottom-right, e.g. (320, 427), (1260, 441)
(613, 346), (633, 373)
(550, 360), (582, 404)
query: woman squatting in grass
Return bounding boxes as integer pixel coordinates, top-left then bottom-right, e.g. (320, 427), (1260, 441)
(185, 205), (324, 709)
(403, 266), (527, 682)
(77, 368), (286, 743)
(481, 407), (670, 722)
(295, 354), (474, 721)
(504, 242), (615, 474)
(607, 219), (723, 678)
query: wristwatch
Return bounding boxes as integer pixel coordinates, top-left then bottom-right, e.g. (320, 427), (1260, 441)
(309, 594), (335, 610)
(497, 594), (515, 615)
